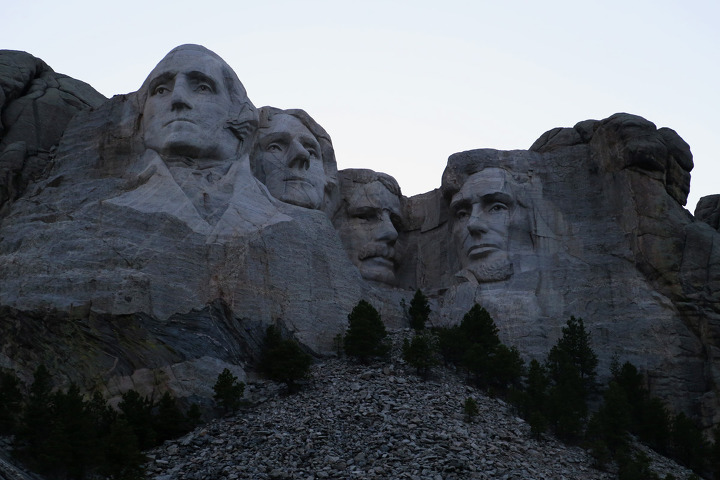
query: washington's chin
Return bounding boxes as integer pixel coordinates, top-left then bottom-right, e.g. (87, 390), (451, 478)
(359, 257), (397, 284)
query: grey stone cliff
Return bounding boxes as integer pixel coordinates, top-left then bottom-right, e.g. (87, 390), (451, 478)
(0, 46), (718, 432)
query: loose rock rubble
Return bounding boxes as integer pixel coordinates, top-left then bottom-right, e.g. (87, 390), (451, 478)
(145, 331), (696, 480)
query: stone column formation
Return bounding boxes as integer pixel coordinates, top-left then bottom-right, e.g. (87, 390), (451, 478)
(0, 45), (718, 429)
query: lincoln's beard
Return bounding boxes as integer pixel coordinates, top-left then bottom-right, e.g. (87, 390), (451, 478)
(462, 257), (513, 283)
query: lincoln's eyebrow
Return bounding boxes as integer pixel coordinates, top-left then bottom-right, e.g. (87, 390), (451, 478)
(148, 72), (176, 93)
(186, 71), (218, 92)
(481, 192), (514, 206)
(449, 197), (472, 212)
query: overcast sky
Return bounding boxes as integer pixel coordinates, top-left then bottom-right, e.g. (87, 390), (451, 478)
(3, 0), (718, 212)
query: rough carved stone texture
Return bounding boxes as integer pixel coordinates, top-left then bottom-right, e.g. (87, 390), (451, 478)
(0, 50), (106, 214)
(0, 47), (718, 430)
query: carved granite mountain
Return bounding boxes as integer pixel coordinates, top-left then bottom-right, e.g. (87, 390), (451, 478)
(0, 46), (718, 430)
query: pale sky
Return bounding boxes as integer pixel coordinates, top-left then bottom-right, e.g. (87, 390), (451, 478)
(3, 0), (718, 212)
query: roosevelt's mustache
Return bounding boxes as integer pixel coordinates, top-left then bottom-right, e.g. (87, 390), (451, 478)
(358, 244), (397, 263)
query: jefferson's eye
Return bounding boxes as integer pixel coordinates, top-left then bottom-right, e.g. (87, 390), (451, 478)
(352, 211), (378, 222)
(266, 143), (282, 153)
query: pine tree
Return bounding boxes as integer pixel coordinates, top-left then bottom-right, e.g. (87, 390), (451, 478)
(521, 359), (549, 439)
(154, 391), (187, 442)
(118, 389), (156, 450)
(0, 369), (23, 434)
(544, 316), (598, 441)
(259, 326), (313, 393)
(15, 365), (54, 470)
(402, 331), (439, 379)
(459, 304), (502, 386)
(344, 300), (390, 364)
(408, 289), (431, 330)
(213, 368), (245, 412)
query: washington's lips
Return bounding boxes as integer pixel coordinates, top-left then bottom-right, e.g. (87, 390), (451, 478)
(164, 118), (196, 126)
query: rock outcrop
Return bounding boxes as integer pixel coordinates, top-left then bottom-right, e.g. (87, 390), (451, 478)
(0, 46), (719, 431)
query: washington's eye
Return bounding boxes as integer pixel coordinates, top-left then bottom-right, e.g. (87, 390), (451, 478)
(153, 86), (170, 95)
(196, 84), (212, 93)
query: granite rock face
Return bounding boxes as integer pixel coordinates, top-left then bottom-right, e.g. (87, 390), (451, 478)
(0, 46), (719, 429)
(0, 50), (106, 214)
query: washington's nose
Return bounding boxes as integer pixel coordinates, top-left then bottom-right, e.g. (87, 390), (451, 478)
(288, 140), (310, 170)
(170, 83), (192, 111)
(375, 212), (398, 244)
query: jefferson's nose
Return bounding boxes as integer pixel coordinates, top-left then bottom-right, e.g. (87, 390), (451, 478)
(287, 140), (310, 170)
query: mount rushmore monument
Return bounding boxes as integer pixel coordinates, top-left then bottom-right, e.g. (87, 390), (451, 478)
(1, 45), (719, 429)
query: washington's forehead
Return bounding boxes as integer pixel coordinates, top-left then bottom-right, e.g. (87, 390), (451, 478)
(147, 50), (228, 82)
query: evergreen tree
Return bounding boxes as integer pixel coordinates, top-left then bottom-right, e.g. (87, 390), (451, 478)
(213, 368), (246, 412)
(153, 391), (187, 442)
(344, 300), (390, 364)
(586, 380), (632, 459)
(402, 331), (439, 379)
(101, 419), (146, 480)
(544, 316), (598, 441)
(408, 289), (431, 330)
(669, 413), (709, 474)
(47, 383), (99, 479)
(520, 359), (549, 439)
(15, 365), (54, 470)
(434, 325), (466, 367)
(0, 369), (23, 435)
(118, 389), (155, 450)
(259, 325), (313, 393)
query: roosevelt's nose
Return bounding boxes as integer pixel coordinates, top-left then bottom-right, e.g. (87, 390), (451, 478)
(375, 211), (399, 244)
(287, 140), (310, 170)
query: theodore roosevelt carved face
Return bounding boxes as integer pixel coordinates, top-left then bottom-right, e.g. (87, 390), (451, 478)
(333, 169), (403, 285)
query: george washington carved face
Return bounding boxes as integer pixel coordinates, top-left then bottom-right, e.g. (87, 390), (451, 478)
(140, 45), (253, 163)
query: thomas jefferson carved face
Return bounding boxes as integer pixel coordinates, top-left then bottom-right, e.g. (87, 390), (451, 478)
(255, 114), (327, 210)
(141, 48), (239, 161)
(450, 167), (514, 282)
(336, 179), (402, 284)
